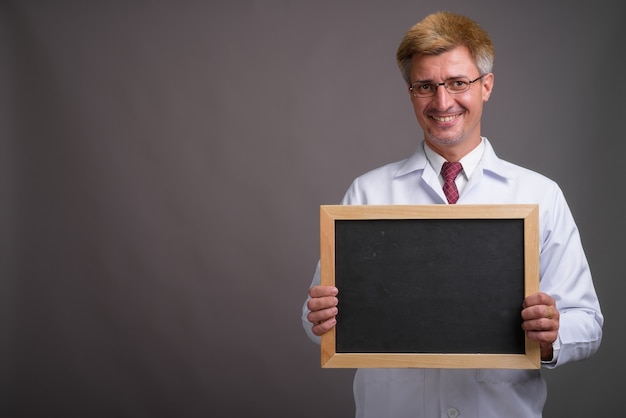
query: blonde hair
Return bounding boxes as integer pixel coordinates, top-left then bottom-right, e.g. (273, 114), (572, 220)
(396, 11), (495, 84)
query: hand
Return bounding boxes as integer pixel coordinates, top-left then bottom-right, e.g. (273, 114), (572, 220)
(307, 286), (339, 336)
(521, 292), (560, 361)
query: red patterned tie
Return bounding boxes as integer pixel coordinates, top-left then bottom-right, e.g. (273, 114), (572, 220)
(441, 162), (463, 204)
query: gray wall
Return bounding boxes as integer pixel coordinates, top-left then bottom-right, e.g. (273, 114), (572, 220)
(2, 1), (624, 417)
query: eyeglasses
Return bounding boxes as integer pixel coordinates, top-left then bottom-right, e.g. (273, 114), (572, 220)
(409, 74), (486, 98)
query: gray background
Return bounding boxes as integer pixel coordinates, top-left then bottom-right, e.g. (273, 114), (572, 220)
(2, 1), (623, 417)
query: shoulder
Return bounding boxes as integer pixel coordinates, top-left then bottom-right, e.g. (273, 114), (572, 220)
(354, 147), (428, 184)
(501, 160), (558, 185)
(357, 159), (411, 182)
(482, 138), (560, 189)
(340, 157), (419, 205)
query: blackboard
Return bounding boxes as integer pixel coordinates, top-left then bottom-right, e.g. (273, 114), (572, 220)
(319, 205), (540, 369)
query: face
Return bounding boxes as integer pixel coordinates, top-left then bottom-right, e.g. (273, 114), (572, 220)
(408, 46), (493, 160)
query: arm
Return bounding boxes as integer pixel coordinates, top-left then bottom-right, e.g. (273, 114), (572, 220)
(532, 187), (603, 367)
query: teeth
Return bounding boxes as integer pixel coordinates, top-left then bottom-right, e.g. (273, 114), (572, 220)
(433, 115), (457, 122)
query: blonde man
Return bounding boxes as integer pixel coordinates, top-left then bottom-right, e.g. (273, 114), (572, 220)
(303, 11), (602, 418)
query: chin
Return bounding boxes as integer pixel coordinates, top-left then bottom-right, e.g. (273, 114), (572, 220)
(427, 134), (464, 146)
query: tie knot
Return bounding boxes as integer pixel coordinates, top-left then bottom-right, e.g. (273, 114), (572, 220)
(441, 161), (463, 181)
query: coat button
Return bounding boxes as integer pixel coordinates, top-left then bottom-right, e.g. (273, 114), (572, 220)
(447, 408), (459, 418)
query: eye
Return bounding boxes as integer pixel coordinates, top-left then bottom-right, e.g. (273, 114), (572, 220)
(418, 83), (434, 91)
(448, 78), (469, 91)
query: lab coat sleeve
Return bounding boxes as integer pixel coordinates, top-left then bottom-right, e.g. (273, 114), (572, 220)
(538, 185), (603, 368)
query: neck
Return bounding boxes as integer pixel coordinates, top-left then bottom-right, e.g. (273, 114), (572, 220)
(424, 137), (482, 162)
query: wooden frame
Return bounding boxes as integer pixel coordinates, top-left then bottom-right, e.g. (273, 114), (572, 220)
(320, 204), (540, 369)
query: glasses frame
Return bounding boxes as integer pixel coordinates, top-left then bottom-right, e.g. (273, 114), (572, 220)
(409, 74), (487, 98)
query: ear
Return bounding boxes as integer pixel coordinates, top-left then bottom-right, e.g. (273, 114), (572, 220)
(481, 73), (494, 102)
(407, 84), (414, 100)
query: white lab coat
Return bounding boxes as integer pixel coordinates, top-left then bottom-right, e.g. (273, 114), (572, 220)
(302, 138), (603, 418)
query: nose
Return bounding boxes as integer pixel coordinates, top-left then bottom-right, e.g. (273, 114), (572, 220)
(431, 84), (453, 109)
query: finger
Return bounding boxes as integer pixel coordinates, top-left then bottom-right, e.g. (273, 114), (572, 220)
(312, 317), (337, 336)
(521, 306), (559, 336)
(309, 285), (338, 298)
(524, 329), (558, 345)
(307, 306), (338, 325)
(522, 292), (554, 308)
(521, 316), (558, 331)
(521, 304), (559, 321)
(307, 296), (338, 313)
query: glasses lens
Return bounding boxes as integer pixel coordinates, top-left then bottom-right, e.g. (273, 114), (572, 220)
(411, 77), (475, 97)
(412, 83), (435, 97)
(445, 78), (471, 93)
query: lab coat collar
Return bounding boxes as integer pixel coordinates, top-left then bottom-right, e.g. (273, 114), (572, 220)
(393, 137), (514, 181)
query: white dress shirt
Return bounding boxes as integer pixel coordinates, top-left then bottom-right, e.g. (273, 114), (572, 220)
(302, 138), (603, 418)
(423, 138), (484, 197)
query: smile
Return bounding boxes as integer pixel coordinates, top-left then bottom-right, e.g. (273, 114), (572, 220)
(431, 114), (461, 122)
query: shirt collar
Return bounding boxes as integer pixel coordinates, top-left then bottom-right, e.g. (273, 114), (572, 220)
(394, 137), (513, 180)
(423, 139), (485, 181)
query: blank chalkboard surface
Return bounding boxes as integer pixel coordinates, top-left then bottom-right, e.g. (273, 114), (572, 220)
(319, 205), (540, 369)
(335, 218), (524, 354)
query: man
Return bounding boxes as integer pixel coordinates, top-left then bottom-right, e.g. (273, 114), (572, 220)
(302, 11), (603, 418)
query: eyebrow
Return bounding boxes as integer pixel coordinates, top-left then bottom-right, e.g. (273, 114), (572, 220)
(412, 75), (467, 84)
